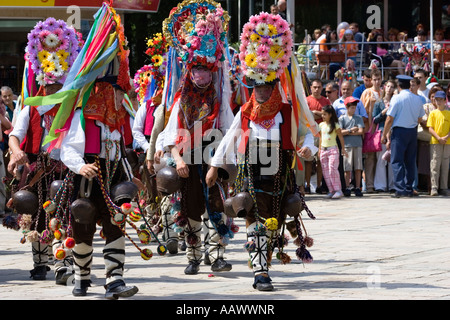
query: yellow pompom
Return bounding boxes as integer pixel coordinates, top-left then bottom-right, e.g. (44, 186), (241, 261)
(264, 218), (278, 231)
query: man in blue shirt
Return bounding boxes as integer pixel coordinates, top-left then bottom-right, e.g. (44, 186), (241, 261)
(352, 69), (372, 99)
(381, 75), (426, 197)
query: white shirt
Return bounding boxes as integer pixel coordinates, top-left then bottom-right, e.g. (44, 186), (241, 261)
(9, 105), (61, 160)
(132, 102), (151, 152)
(210, 110), (318, 167)
(162, 98), (234, 149)
(60, 109), (123, 175)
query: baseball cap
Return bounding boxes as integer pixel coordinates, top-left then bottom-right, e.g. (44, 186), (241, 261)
(344, 96), (359, 105)
(434, 91), (446, 99)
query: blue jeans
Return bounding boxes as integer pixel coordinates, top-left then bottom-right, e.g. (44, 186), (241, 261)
(390, 127), (418, 195)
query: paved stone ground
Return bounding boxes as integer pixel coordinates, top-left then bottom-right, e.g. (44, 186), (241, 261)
(1, 192), (449, 301)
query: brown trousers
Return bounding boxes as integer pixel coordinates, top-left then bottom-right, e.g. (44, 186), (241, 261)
(180, 164), (224, 222)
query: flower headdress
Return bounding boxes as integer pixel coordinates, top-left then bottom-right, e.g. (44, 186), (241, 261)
(133, 65), (153, 103)
(25, 18), (80, 86)
(239, 12), (293, 85)
(163, 0), (230, 72)
(146, 33), (169, 85)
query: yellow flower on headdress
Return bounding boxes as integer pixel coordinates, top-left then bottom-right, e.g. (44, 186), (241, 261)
(151, 54), (163, 67)
(60, 60), (68, 71)
(250, 33), (261, 43)
(269, 45), (283, 59)
(268, 24), (277, 37)
(42, 59), (55, 73)
(56, 50), (69, 61)
(265, 71), (277, 83)
(38, 50), (50, 62)
(245, 53), (258, 69)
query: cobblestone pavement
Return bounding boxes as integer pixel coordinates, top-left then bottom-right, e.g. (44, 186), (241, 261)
(1, 192), (449, 301)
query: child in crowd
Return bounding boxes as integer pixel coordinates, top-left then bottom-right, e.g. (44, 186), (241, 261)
(340, 29), (358, 64)
(426, 90), (450, 196)
(319, 105), (348, 199)
(339, 97), (365, 197)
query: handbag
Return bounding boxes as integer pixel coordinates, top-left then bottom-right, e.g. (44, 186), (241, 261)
(363, 123), (382, 153)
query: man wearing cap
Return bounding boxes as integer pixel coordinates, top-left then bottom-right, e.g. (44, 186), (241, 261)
(381, 75), (426, 197)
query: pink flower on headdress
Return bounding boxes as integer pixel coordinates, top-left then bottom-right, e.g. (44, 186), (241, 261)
(257, 45), (270, 57)
(275, 19), (289, 33)
(191, 36), (202, 50)
(195, 20), (207, 36)
(249, 15), (260, 25)
(216, 6), (224, 17)
(39, 30), (51, 40)
(260, 37), (273, 47)
(53, 28), (63, 40)
(279, 55), (290, 68)
(258, 12), (270, 24)
(206, 13), (215, 23)
(243, 22), (255, 35)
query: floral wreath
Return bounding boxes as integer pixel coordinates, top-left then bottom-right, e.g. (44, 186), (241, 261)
(239, 12), (293, 84)
(133, 65), (152, 103)
(146, 33), (169, 86)
(25, 18), (80, 86)
(162, 0), (230, 72)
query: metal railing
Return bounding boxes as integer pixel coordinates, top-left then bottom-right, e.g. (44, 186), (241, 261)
(295, 38), (450, 81)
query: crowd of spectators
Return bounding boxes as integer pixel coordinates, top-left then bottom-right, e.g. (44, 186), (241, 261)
(303, 68), (450, 199)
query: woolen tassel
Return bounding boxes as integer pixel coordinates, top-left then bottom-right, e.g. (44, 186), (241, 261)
(186, 233), (199, 246)
(244, 240), (256, 253)
(296, 246), (313, 263)
(276, 251), (292, 264)
(304, 236), (314, 247)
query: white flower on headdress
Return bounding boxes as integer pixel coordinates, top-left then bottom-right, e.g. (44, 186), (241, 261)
(246, 42), (258, 54)
(272, 36), (282, 46)
(268, 58), (280, 70)
(255, 23), (269, 36)
(255, 73), (267, 84)
(44, 33), (59, 48)
(36, 73), (46, 86)
(47, 53), (58, 63)
(52, 63), (64, 78)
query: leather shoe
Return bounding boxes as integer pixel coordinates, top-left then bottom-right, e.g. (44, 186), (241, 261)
(184, 260), (200, 275)
(105, 280), (138, 300)
(253, 274), (274, 291)
(211, 258), (232, 272)
(72, 280), (91, 297)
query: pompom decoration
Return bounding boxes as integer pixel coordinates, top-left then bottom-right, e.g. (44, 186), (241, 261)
(111, 213), (126, 226)
(138, 229), (151, 244)
(239, 12), (293, 84)
(129, 208), (141, 222)
(244, 240), (256, 253)
(2, 215), (19, 231)
(296, 246), (313, 263)
(157, 244), (167, 256)
(25, 17), (80, 86)
(64, 237), (76, 249)
(264, 217), (278, 231)
(48, 218), (61, 231)
(276, 251), (292, 265)
(162, 0), (230, 72)
(120, 203), (133, 215)
(54, 229), (63, 240)
(186, 233), (199, 246)
(40, 229), (54, 244)
(141, 248), (153, 260)
(43, 201), (57, 214)
(54, 247), (68, 260)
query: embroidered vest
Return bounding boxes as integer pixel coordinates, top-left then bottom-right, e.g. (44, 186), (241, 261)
(23, 107), (45, 155)
(144, 100), (157, 138)
(238, 103), (294, 154)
